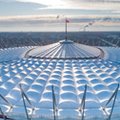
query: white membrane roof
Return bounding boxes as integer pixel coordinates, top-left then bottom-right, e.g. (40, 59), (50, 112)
(27, 40), (102, 59)
(0, 58), (120, 119)
(0, 41), (120, 119)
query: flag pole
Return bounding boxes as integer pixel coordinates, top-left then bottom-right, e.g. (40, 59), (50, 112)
(65, 18), (68, 41)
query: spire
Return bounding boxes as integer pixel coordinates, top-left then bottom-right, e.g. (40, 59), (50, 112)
(65, 18), (69, 41)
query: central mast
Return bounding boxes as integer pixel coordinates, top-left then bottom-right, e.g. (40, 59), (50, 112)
(65, 18), (69, 41)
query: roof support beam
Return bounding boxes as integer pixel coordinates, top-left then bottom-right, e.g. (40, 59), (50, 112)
(52, 85), (58, 120)
(102, 84), (119, 120)
(19, 84), (34, 120)
(79, 84), (87, 120)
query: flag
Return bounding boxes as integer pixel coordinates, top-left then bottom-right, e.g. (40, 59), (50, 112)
(56, 15), (59, 19)
(65, 19), (70, 23)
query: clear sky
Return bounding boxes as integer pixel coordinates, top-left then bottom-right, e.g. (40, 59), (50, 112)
(0, 0), (120, 31)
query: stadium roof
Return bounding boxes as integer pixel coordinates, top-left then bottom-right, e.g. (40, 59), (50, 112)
(0, 40), (120, 120)
(26, 40), (102, 59)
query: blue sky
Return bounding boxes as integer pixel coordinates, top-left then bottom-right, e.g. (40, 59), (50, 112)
(0, 0), (120, 31)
